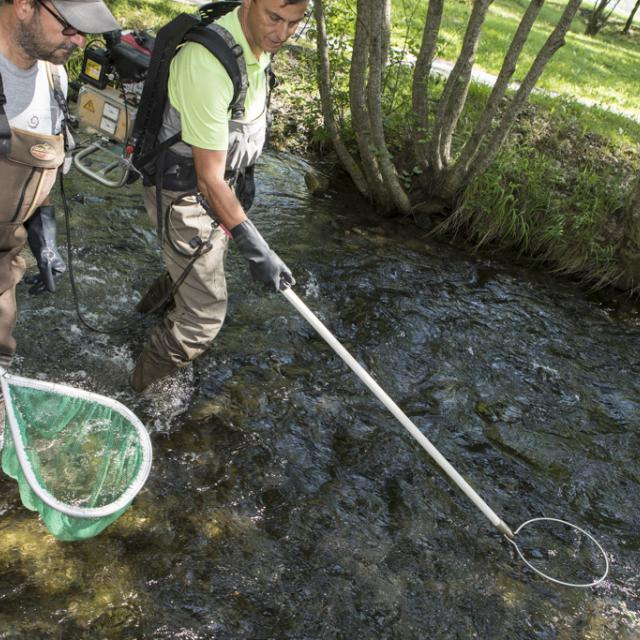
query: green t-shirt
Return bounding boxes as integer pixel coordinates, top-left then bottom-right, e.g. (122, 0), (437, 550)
(167, 7), (270, 151)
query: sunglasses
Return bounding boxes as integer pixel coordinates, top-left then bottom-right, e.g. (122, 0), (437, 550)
(36, 0), (86, 37)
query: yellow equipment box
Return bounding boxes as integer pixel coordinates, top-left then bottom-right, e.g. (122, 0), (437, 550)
(76, 85), (136, 144)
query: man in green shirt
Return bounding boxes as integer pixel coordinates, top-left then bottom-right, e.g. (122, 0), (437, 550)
(130, 0), (309, 392)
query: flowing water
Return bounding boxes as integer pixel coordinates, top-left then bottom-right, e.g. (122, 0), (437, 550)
(0, 150), (638, 639)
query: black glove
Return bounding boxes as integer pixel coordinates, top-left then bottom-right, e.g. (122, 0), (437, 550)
(24, 205), (67, 294)
(231, 219), (295, 292)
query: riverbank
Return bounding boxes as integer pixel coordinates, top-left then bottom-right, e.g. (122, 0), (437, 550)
(267, 40), (640, 294)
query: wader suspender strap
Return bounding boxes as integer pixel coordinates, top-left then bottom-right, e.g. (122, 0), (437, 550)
(266, 66), (276, 111)
(0, 73), (11, 157)
(47, 63), (70, 152)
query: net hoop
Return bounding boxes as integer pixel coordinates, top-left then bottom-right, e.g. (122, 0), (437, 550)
(1, 369), (153, 519)
(506, 517), (609, 588)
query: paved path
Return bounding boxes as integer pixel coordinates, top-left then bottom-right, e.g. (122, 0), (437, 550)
(430, 58), (640, 124)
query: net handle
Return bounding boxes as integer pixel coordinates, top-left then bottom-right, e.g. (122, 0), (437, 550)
(280, 289), (611, 589)
(281, 287), (513, 537)
(0, 367), (152, 519)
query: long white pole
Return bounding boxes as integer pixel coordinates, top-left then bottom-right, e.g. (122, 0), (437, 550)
(281, 287), (513, 538)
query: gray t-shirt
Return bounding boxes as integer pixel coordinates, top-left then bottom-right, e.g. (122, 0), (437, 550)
(0, 52), (67, 135)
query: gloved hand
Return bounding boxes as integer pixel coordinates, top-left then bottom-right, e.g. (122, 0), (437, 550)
(24, 205), (67, 294)
(231, 219), (295, 292)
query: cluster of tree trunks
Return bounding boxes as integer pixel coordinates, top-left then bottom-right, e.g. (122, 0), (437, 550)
(586, 0), (640, 35)
(313, 0), (581, 213)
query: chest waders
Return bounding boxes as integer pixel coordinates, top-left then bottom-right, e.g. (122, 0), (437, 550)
(0, 64), (65, 362)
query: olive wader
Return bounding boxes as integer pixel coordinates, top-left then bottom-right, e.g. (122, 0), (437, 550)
(130, 95), (267, 392)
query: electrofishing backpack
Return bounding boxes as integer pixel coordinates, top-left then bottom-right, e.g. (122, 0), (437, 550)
(127, 0), (246, 183)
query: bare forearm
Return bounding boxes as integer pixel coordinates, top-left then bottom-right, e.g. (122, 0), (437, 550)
(197, 175), (247, 231)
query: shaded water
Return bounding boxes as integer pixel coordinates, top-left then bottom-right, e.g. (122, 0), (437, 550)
(1, 151), (639, 638)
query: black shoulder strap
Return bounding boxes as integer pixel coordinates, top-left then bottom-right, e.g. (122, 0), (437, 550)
(0, 73), (12, 158)
(130, 4), (246, 174)
(183, 24), (246, 119)
(131, 12), (201, 168)
(49, 64), (72, 152)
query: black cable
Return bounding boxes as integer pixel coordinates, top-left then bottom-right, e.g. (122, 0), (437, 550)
(295, 9), (312, 41)
(59, 172), (211, 335)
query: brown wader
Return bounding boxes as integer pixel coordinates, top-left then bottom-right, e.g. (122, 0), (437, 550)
(0, 128), (64, 364)
(0, 103), (65, 443)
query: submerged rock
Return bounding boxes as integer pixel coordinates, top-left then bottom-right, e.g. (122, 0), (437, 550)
(304, 170), (330, 197)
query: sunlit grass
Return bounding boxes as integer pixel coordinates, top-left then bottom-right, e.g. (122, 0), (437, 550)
(108, 0), (187, 30)
(393, 0), (640, 119)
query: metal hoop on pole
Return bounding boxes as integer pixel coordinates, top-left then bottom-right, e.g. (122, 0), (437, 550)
(506, 517), (609, 588)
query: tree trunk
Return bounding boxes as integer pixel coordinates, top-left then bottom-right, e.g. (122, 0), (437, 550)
(312, 0), (368, 196)
(452, 0), (545, 184)
(366, 0), (411, 213)
(411, 0), (444, 177)
(319, 0), (410, 214)
(429, 0), (493, 175)
(350, 0), (390, 207)
(623, 0), (640, 32)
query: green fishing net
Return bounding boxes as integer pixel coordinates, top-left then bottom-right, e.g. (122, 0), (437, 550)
(0, 368), (152, 541)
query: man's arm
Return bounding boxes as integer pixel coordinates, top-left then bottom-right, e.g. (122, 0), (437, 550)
(192, 145), (294, 292)
(192, 145), (246, 231)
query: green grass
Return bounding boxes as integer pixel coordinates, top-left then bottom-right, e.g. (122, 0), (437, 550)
(442, 83), (640, 289)
(393, 0), (640, 120)
(108, 0), (186, 30)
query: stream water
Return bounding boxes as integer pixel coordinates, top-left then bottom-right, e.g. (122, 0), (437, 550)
(0, 150), (638, 639)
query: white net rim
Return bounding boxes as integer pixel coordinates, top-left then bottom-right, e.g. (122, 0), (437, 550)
(1, 368), (153, 519)
(507, 517), (610, 588)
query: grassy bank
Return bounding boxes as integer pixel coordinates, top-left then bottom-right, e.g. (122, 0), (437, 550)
(449, 88), (640, 289)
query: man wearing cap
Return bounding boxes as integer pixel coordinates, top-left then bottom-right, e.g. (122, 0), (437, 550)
(0, 0), (118, 374)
